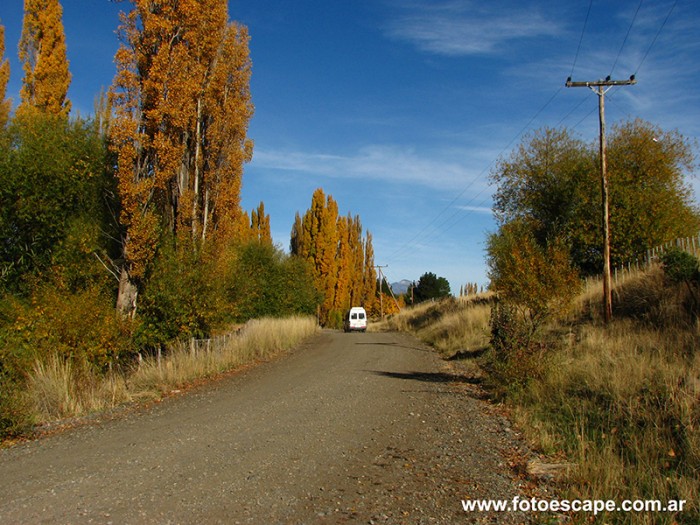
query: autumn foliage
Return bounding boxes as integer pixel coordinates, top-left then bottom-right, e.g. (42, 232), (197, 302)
(0, 1), (329, 438)
(291, 188), (377, 326)
(0, 24), (10, 128)
(110, 0), (254, 316)
(18, 0), (71, 117)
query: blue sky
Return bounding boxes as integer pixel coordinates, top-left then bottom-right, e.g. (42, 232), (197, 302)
(2, 1), (699, 293)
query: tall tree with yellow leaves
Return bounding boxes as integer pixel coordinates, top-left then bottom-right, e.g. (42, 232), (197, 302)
(0, 22), (10, 128)
(110, 0), (253, 317)
(291, 189), (377, 326)
(18, 0), (71, 117)
(362, 231), (377, 315)
(333, 215), (352, 313)
(291, 189), (338, 325)
(249, 201), (272, 244)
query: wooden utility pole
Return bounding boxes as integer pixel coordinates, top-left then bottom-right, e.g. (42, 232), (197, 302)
(375, 265), (388, 319)
(565, 75), (636, 323)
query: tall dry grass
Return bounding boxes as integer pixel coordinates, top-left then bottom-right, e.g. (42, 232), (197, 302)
(372, 294), (493, 356)
(27, 316), (318, 423)
(520, 321), (699, 524)
(382, 278), (698, 524)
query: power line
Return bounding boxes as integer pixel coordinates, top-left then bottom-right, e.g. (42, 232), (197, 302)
(387, 1), (677, 271)
(610, 0), (644, 77)
(386, 87), (564, 264)
(570, 0), (593, 79)
(634, 0), (678, 75)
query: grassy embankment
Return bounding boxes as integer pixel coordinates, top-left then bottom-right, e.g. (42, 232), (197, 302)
(373, 271), (698, 525)
(20, 316), (318, 433)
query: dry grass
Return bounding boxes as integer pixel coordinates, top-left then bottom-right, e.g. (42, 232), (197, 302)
(29, 356), (129, 421)
(28, 316), (318, 423)
(534, 322), (700, 524)
(382, 279), (699, 524)
(372, 294), (493, 356)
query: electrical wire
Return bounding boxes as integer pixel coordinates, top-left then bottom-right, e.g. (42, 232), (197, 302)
(610, 0), (644, 77)
(386, 0), (680, 271)
(570, 0), (593, 79)
(634, 0), (678, 75)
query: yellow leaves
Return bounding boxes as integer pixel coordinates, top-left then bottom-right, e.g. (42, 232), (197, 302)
(292, 189), (377, 326)
(18, 0), (71, 117)
(0, 23), (10, 128)
(110, 0), (254, 306)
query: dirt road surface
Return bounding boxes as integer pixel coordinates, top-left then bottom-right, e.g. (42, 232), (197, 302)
(0, 331), (534, 524)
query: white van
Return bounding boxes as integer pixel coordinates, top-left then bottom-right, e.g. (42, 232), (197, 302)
(345, 307), (367, 332)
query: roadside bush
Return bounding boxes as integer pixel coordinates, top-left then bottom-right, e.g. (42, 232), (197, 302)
(487, 220), (580, 332)
(0, 373), (33, 439)
(0, 317), (34, 438)
(660, 248), (700, 319)
(9, 285), (136, 372)
(0, 286), (134, 438)
(660, 248), (699, 284)
(483, 300), (551, 397)
(135, 241), (228, 349)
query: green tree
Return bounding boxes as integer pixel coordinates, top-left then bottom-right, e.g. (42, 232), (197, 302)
(0, 113), (113, 293)
(229, 242), (321, 322)
(412, 272), (451, 303)
(491, 121), (700, 276)
(605, 119), (699, 266)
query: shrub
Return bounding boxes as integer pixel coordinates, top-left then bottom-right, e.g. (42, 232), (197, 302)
(661, 248), (699, 284)
(227, 242), (321, 322)
(135, 241), (227, 349)
(660, 248), (700, 320)
(484, 300), (550, 397)
(487, 220), (580, 332)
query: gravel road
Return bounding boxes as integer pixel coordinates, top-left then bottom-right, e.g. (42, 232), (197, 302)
(0, 330), (535, 524)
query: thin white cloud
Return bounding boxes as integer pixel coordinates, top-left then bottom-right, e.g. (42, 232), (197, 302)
(385, 0), (562, 56)
(251, 144), (490, 193)
(455, 204), (492, 214)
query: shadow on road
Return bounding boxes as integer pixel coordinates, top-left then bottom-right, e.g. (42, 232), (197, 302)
(355, 341), (431, 353)
(370, 370), (482, 385)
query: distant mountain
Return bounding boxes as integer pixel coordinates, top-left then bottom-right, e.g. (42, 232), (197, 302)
(391, 279), (412, 295)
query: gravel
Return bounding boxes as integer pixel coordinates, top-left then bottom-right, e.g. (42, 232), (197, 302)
(0, 330), (544, 524)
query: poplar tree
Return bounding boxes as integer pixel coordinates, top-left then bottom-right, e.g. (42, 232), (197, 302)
(18, 0), (71, 117)
(249, 201), (271, 244)
(291, 189), (377, 325)
(333, 215), (352, 313)
(362, 232), (377, 315)
(0, 23), (10, 128)
(110, 0), (253, 317)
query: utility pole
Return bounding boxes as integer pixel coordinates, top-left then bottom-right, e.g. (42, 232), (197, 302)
(375, 265), (388, 319)
(565, 75), (636, 324)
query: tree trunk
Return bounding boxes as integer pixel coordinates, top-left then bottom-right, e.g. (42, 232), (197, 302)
(116, 266), (138, 319)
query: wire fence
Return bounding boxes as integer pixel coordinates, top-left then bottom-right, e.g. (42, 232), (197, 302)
(141, 327), (244, 367)
(585, 233), (700, 291)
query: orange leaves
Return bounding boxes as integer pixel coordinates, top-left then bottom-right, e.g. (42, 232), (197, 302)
(18, 0), (71, 117)
(291, 188), (377, 326)
(0, 24), (10, 128)
(110, 1), (253, 315)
